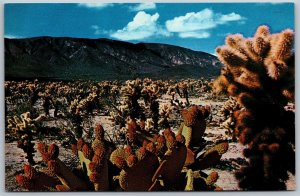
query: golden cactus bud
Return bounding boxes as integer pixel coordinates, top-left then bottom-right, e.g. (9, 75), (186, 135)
(136, 147), (147, 161)
(206, 171), (219, 186)
(255, 25), (270, 38)
(82, 144), (93, 160)
(126, 155), (138, 167)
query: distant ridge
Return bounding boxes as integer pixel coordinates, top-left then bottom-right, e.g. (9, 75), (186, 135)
(5, 37), (223, 81)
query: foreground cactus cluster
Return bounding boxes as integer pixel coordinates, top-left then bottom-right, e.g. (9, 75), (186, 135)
(214, 25), (295, 190)
(15, 107), (229, 191)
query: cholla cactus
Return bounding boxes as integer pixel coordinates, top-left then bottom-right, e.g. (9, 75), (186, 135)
(141, 84), (161, 131)
(125, 118), (139, 144)
(214, 25), (295, 190)
(179, 81), (190, 106)
(70, 92), (99, 114)
(219, 97), (242, 141)
(72, 124), (114, 191)
(121, 79), (142, 119)
(40, 143), (89, 191)
(39, 91), (54, 116)
(178, 105), (210, 148)
(158, 103), (176, 129)
(16, 124), (114, 191)
(7, 112), (44, 164)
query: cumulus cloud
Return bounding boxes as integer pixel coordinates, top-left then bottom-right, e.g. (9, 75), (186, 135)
(78, 3), (113, 9)
(219, 12), (244, 23)
(129, 3), (156, 11)
(166, 8), (246, 39)
(111, 11), (170, 41)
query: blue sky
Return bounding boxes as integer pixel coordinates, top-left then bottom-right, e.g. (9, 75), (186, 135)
(4, 3), (294, 54)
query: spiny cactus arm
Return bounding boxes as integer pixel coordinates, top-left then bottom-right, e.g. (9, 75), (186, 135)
(7, 118), (16, 128)
(13, 115), (23, 126)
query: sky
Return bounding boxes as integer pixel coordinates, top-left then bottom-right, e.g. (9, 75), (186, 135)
(4, 3), (294, 54)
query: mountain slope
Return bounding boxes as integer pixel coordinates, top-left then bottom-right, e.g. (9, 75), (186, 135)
(5, 37), (222, 81)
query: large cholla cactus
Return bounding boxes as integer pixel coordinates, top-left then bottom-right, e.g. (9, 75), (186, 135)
(141, 84), (160, 131)
(7, 112), (44, 164)
(213, 25), (295, 190)
(121, 79), (143, 119)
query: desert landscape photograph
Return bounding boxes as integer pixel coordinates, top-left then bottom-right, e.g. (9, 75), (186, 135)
(4, 2), (295, 191)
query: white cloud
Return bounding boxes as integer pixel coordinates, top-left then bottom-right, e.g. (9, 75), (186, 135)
(165, 8), (246, 39)
(129, 3), (156, 11)
(218, 12), (243, 23)
(166, 9), (216, 33)
(111, 11), (170, 41)
(179, 31), (210, 39)
(78, 3), (113, 9)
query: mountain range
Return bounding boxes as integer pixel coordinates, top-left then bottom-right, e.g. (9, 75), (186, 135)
(5, 37), (223, 81)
